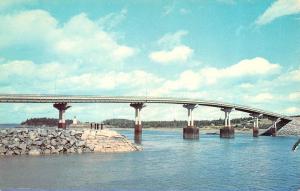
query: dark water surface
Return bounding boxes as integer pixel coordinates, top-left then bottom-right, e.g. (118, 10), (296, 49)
(0, 129), (300, 191)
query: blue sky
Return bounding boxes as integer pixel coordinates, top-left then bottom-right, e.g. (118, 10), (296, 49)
(0, 0), (299, 123)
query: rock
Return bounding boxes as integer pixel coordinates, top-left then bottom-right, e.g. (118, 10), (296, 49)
(77, 148), (83, 153)
(76, 141), (85, 147)
(51, 139), (57, 146)
(1, 139), (9, 145)
(14, 138), (20, 142)
(0, 146), (7, 153)
(61, 139), (68, 145)
(44, 149), (51, 155)
(6, 150), (14, 155)
(51, 149), (59, 154)
(51, 131), (58, 137)
(35, 141), (43, 146)
(83, 148), (91, 153)
(8, 143), (19, 149)
(67, 147), (76, 153)
(20, 150), (27, 155)
(29, 149), (41, 156)
(0, 129), (7, 134)
(69, 139), (76, 146)
(57, 146), (64, 152)
(18, 143), (27, 151)
(29, 131), (37, 140)
(14, 150), (21, 155)
(38, 129), (48, 137)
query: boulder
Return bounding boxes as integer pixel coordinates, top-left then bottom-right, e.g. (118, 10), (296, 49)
(51, 149), (59, 154)
(35, 141), (43, 146)
(29, 149), (41, 156)
(61, 139), (68, 145)
(1, 139), (9, 145)
(8, 143), (19, 149)
(18, 143), (27, 151)
(67, 147), (76, 153)
(0, 146), (7, 153)
(29, 132), (37, 140)
(76, 141), (85, 147)
(50, 139), (57, 146)
(44, 149), (51, 155)
(6, 150), (14, 155)
(77, 148), (83, 153)
(57, 146), (64, 152)
(38, 129), (48, 137)
(69, 139), (76, 146)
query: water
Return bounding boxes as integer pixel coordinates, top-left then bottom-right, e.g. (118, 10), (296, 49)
(0, 129), (300, 191)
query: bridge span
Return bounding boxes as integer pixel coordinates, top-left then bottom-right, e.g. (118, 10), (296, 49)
(0, 94), (292, 141)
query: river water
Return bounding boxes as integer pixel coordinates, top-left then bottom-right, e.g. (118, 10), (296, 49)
(0, 128), (299, 190)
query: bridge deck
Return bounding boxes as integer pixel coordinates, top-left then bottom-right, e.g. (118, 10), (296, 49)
(0, 94), (291, 121)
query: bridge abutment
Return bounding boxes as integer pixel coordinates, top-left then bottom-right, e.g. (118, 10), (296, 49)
(220, 108), (234, 138)
(130, 103), (145, 144)
(53, 103), (71, 129)
(183, 104), (199, 139)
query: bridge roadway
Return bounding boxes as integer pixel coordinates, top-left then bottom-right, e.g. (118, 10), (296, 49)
(0, 94), (293, 139)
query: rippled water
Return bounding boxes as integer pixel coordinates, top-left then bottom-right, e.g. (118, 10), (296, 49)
(0, 129), (300, 190)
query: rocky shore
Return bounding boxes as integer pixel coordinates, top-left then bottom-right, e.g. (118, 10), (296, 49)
(0, 128), (141, 156)
(278, 117), (300, 136)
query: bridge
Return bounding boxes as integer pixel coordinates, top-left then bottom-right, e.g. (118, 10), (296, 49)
(0, 94), (292, 142)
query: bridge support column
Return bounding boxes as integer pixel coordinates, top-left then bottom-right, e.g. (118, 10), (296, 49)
(250, 113), (260, 137)
(270, 118), (279, 137)
(183, 104), (199, 139)
(220, 108), (234, 138)
(130, 103), (145, 144)
(53, 103), (71, 129)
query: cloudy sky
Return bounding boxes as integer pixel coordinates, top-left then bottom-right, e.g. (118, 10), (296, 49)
(0, 0), (299, 123)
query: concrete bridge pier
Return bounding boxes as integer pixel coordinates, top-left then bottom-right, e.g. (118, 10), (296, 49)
(220, 108), (234, 138)
(53, 103), (71, 129)
(130, 103), (145, 144)
(250, 113), (260, 137)
(183, 104), (199, 139)
(269, 117), (279, 137)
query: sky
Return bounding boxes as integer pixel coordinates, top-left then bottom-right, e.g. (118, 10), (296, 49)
(0, 0), (299, 123)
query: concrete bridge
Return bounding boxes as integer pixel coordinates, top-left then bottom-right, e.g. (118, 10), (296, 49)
(0, 94), (292, 142)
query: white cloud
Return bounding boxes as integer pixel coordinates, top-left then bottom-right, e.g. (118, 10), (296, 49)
(0, 60), (71, 81)
(284, 107), (300, 114)
(0, 10), (58, 48)
(288, 92), (300, 101)
(157, 30), (188, 48)
(98, 8), (127, 30)
(59, 70), (163, 91)
(245, 93), (274, 103)
(256, 0), (300, 25)
(0, 10), (136, 65)
(239, 83), (255, 89)
(179, 8), (190, 15)
(151, 57), (280, 96)
(277, 67), (300, 82)
(163, 3), (175, 16)
(0, 0), (35, 10)
(149, 45), (193, 64)
(223, 57), (280, 76)
(0, 58), (163, 93)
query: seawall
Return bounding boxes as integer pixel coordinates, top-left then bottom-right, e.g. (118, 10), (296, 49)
(0, 128), (141, 156)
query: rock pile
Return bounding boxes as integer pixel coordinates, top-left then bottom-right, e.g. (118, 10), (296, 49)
(278, 118), (300, 136)
(0, 128), (141, 156)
